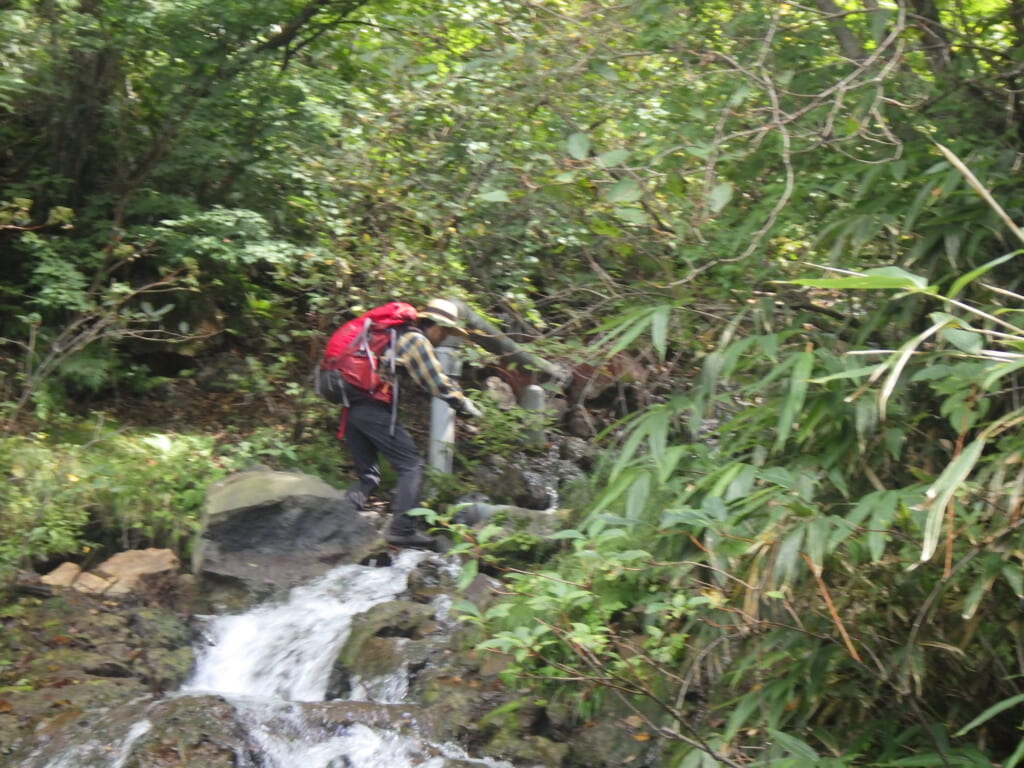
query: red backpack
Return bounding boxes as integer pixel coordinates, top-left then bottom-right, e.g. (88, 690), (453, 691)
(317, 301), (418, 409)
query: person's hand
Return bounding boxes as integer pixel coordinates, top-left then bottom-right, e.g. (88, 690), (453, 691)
(461, 399), (484, 419)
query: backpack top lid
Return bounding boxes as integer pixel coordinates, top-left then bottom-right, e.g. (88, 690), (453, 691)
(322, 301), (418, 362)
(361, 301), (419, 327)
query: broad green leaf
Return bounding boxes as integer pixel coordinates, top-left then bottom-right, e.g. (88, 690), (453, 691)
(596, 148), (629, 167)
(604, 178), (643, 204)
(804, 516), (832, 570)
(452, 599), (481, 619)
(708, 181), (733, 213)
(612, 206), (648, 224)
(625, 469), (651, 520)
(723, 689), (763, 742)
(940, 327), (983, 354)
(567, 132), (591, 160)
(960, 552), (1002, 619)
(775, 526), (804, 584)
(457, 557), (479, 591)
(868, 494), (899, 562)
(982, 355), (1024, 390)
(546, 528), (586, 540)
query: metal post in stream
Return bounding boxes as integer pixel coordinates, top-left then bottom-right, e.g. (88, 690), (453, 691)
(429, 340), (463, 474)
(520, 384), (546, 447)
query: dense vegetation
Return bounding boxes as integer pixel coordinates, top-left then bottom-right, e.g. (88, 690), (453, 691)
(2, 0), (1023, 765)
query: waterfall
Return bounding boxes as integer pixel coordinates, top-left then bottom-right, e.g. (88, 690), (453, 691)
(26, 549), (511, 768)
(183, 550), (427, 702)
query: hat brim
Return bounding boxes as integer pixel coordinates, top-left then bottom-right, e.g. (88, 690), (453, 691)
(420, 311), (469, 336)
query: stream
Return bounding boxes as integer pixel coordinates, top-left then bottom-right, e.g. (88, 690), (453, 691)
(21, 550), (513, 768)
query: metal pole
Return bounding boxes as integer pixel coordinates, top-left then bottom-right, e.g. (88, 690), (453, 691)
(429, 341), (462, 474)
(520, 384), (546, 447)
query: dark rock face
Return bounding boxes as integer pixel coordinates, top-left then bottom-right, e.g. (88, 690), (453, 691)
(193, 470), (383, 596)
(0, 588), (195, 762)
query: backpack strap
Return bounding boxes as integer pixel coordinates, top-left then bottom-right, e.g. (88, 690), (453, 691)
(387, 327), (399, 436)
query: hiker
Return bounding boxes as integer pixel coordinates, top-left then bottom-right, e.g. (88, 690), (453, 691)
(339, 298), (483, 548)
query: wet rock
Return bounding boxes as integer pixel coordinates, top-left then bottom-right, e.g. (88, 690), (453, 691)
(0, 589), (194, 760)
(193, 469), (381, 596)
(558, 435), (594, 468)
(327, 599), (438, 700)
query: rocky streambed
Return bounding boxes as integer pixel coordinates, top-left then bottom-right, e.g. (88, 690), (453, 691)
(0, 469), (661, 768)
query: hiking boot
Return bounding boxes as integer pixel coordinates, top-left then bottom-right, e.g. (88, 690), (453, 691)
(385, 531), (437, 549)
(343, 489), (367, 510)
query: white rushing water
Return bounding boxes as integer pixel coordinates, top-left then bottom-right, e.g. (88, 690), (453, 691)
(180, 549), (511, 768)
(184, 550), (428, 701)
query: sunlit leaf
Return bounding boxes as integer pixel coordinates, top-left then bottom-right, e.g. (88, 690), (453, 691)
(940, 327), (983, 354)
(596, 149), (629, 167)
(784, 266), (931, 292)
(478, 189), (511, 202)
(604, 178), (643, 204)
(922, 439), (985, 561)
(567, 132), (591, 160)
(708, 181), (733, 213)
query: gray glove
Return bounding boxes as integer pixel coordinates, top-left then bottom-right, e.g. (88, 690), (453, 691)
(460, 399), (484, 419)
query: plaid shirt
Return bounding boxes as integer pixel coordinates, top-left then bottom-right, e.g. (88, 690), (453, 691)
(392, 328), (469, 411)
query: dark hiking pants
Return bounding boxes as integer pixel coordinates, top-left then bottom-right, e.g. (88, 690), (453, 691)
(343, 400), (424, 536)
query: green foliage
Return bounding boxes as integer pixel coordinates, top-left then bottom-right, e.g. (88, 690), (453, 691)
(0, 424), (228, 580)
(473, 250), (1024, 764)
(4, 0), (1024, 763)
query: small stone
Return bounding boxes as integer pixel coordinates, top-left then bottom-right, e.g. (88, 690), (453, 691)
(40, 562), (82, 587)
(94, 548), (180, 596)
(73, 571), (113, 595)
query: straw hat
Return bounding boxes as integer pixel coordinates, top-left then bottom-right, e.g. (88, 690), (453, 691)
(419, 298), (468, 336)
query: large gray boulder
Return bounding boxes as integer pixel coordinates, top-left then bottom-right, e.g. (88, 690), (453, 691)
(193, 469), (381, 592)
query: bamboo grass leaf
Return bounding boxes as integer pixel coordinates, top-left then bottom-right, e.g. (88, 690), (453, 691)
(625, 470), (651, 520)
(650, 304), (669, 360)
(921, 438), (985, 561)
(765, 728), (819, 759)
(781, 266), (931, 292)
(947, 251), (1019, 300)
(811, 362), (887, 384)
(879, 318), (947, 421)
(934, 143), (1024, 247)
(982, 356), (1024, 390)
(960, 553), (1003, 620)
(774, 347), (814, 451)
(954, 692), (1024, 736)
(1002, 563), (1024, 598)
(805, 516), (832, 570)
(1006, 738), (1024, 768)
